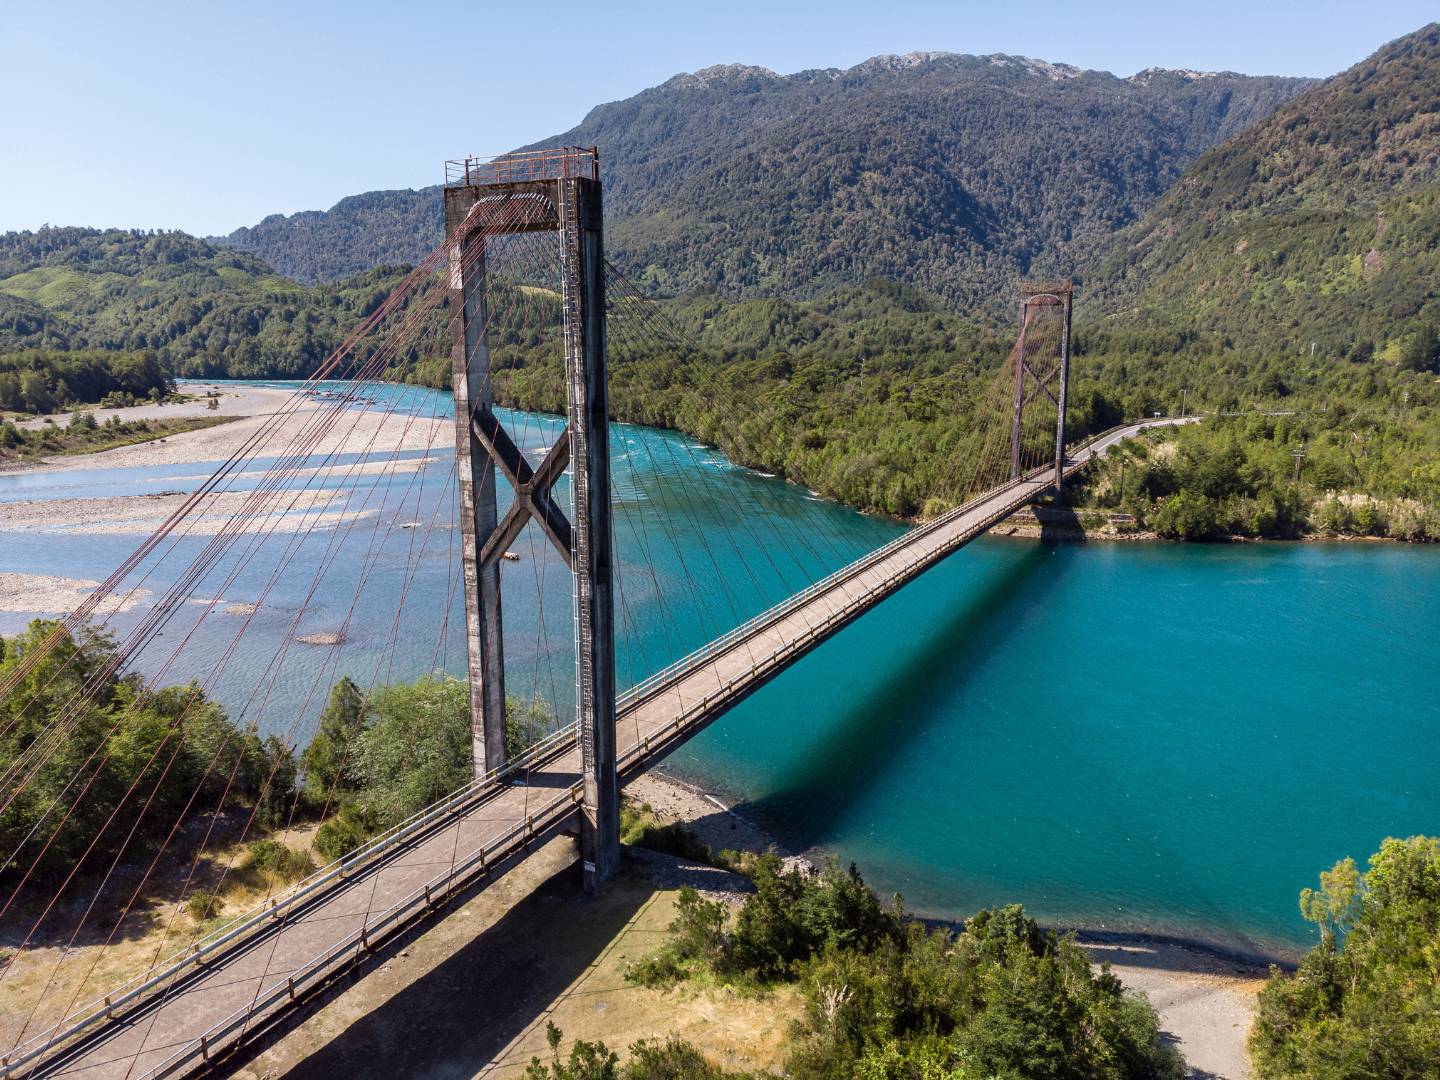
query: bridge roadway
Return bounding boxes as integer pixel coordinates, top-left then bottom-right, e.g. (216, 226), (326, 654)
(9, 418), (1185, 1080)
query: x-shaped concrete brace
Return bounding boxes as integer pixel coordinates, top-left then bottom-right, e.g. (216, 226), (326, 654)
(1019, 359), (1061, 410)
(471, 409), (574, 568)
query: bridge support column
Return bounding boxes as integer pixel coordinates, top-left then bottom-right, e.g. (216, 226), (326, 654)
(447, 225), (507, 778)
(1009, 281), (1075, 491)
(1011, 302), (1028, 480)
(558, 176), (620, 892)
(1052, 289), (1072, 495)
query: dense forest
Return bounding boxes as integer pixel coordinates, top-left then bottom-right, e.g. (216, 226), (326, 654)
(218, 55), (1307, 314)
(1090, 24), (1440, 359)
(0, 348), (170, 413)
(3, 28), (1439, 540)
(0, 622), (295, 887)
(0, 228), (408, 378)
(387, 281), (1440, 532)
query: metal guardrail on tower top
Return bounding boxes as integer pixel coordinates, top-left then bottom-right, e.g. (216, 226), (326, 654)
(445, 147), (600, 187)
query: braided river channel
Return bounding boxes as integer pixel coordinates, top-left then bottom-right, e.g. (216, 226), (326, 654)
(2, 381), (1437, 959)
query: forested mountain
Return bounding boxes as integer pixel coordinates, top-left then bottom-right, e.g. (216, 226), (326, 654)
(1089, 23), (1440, 362)
(218, 53), (1309, 314)
(5, 33), (1438, 538)
(0, 228), (407, 377)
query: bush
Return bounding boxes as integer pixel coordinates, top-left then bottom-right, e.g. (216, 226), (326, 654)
(187, 889), (220, 921)
(625, 887), (728, 987)
(242, 838), (315, 884)
(626, 1038), (753, 1080)
(1250, 836), (1440, 1078)
(787, 906), (1182, 1080)
(527, 1027), (753, 1080)
(727, 856), (901, 980)
(313, 811), (370, 862)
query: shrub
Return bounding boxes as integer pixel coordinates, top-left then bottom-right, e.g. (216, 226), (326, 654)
(314, 811), (370, 862)
(187, 889), (219, 921)
(625, 887), (728, 987)
(242, 838), (315, 884)
(527, 1028), (752, 1080)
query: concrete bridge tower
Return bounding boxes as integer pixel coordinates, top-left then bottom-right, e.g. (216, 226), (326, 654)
(443, 148), (619, 891)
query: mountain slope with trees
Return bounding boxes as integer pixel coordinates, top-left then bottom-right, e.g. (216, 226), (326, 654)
(1089, 23), (1440, 362)
(218, 53), (1309, 314)
(0, 227), (409, 378)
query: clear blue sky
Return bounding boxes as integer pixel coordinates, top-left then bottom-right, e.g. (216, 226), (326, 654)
(1, 0), (1433, 236)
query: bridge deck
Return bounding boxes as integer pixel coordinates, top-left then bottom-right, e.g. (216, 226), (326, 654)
(9, 419), (1177, 1079)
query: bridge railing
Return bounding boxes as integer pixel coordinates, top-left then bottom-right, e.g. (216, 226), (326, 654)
(616, 476), (1032, 710)
(445, 147), (599, 186)
(137, 779), (589, 1080)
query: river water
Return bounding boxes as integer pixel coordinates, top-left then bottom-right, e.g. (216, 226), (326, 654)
(2, 381), (1436, 958)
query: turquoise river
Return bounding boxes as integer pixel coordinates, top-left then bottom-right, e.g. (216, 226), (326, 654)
(1, 381), (1436, 960)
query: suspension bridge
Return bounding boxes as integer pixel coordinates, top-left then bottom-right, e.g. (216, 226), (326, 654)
(0, 148), (1187, 1078)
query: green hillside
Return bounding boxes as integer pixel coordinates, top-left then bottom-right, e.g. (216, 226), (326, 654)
(1090, 23), (1440, 363)
(0, 228), (407, 378)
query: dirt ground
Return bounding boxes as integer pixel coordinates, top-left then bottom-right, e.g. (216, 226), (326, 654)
(225, 837), (799, 1080)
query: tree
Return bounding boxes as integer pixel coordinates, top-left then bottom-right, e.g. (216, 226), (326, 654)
(1401, 322), (1440, 373)
(349, 675), (470, 827)
(300, 676), (365, 802)
(19, 370), (52, 413)
(505, 695), (558, 758)
(1251, 837), (1440, 1078)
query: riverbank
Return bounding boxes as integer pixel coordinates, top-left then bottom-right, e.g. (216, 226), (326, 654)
(0, 384), (447, 563)
(0, 383), (449, 477)
(630, 768), (1267, 1079)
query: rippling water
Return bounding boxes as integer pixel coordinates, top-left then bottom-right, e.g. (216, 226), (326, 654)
(3, 381), (1436, 957)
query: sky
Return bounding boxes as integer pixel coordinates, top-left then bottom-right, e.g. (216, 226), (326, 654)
(1, 1), (1434, 237)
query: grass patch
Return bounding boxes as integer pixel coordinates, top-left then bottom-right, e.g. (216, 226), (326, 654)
(0, 414), (236, 463)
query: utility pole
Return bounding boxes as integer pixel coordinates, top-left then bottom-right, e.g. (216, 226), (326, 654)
(444, 148), (619, 892)
(1292, 443), (1307, 483)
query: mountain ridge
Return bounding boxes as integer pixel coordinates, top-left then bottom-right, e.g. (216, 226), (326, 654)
(1088, 22), (1440, 359)
(215, 49), (1312, 313)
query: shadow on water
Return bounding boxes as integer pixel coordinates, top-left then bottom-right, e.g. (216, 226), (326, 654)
(1036, 502), (1084, 541)
(740, 539), (1075, 852)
